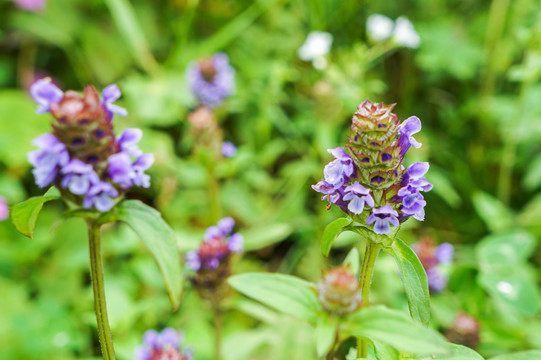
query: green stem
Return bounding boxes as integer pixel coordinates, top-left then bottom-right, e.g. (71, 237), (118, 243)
(357, 241), (380, 358)
(208, 166), (222, 224)
(212, 299), (222, 360)
(87, 221), (116, 359)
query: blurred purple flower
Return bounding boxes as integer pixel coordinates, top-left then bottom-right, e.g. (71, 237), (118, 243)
(185, 251), (201, 271)
(14, 0), (46, 12)
(435, 242), (454, 264)
(221, 141), (237, 157)
(61, 159), (100, 195)
(30, 78), (63, 114)
(367, 205), (399, 235)
(83, 181), (119, 212)
(426, 267), (448, 293)
(227, 233), (244, 253)
(28, 133), (69, 188)
(117, 128), (143, 157)
(187, 53), (235, 108)
(101, 84), (128, 118)
(0, 197), (9, 221)
(135, 328), (193, 360)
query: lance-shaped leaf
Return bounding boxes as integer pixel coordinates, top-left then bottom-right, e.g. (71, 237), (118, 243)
(390, 239), (431, 326)
(489, 350), (541, 360)
(111, 200), (182, 309)
(321, 217), (351, 256)
(10, 192), (60, 239)
(343, 247), (360, 276)
(342, 306), (448, 355)
(228, 273), (322, 323)
(413, 344), (484, 360)
(315, 313), (338, 358)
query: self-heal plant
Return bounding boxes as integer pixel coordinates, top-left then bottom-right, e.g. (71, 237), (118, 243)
(11, 78), (182, 360)
(186, 53), (235, 108)
(185, 217), (243, 360)
(135, 328), (194, 360)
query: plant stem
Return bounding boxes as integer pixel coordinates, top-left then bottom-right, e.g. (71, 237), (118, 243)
(211, 299), (222, 360)
(357, 241), (380, 358)
(208, 166), (222, 224)
(87, 221), (116, 360)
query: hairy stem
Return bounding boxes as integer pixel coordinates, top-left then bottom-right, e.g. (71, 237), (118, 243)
(87, 221), (116, 359)
(357, 241), (380, 358)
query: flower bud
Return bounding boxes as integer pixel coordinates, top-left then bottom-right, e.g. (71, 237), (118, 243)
(445, 312), (480, 349)
(318, 266), (361, 316)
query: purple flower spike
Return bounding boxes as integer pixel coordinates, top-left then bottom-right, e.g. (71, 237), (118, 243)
(323, 147), (354, 188)
(28, 133), (69, 188)
(398, 116), (422, 158)
(343, 182), (374, 214)
(186, 251), (201, 271)
(83, 181), (119, 212)
(222, 141), (237, 157)
(435, 243), (454, 264)
(218, 217), (235, 236)
(30, 78), (63, 114)
(187, 53), (235, 108)
(366, 205), (400, 234)
(101, 84), (128, 118)
(228, 233), (244, 253)
(116, 128), (143, 157)
(132, 154), (154, 188)
(61, 159), (100, 195)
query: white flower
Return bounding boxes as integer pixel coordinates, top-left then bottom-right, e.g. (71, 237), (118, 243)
(392, 16), (421, 48)
(298, 31), (333, 69)
(366, 14), (394, 42)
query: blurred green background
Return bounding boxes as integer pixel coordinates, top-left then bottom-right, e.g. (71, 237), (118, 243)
(1, 0), (541, 359)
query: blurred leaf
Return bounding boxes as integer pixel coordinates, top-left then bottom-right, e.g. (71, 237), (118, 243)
(472, 191), (514, 232)
(475, 231), (537, 272)
(343, 247), (360, 276)
(112, 200), (182, 309)
(414, 344), (484, 359)
(315, 314), (338, 357)
(489, 350), (541, 360)
(523, 154), (541, 191)
(372, 340), (400, 360)
(427, 168), (462, 207)
(342, 306), (449, 355)
(518, 193), (541, 230)
(10, 195), (59, 239)
(243, 223), (293, 251)
(321, 217), (351, 256)
(390, 239), (430, 326)
(228, 273), (322, 323)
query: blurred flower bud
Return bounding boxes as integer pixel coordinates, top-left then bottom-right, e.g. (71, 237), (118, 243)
(187, 53), (235, 108)
(445, 312), (480, 349)
(318, 266), (361, 316)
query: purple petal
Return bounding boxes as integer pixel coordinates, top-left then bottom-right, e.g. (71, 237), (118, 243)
(344, 182), (370, 195)
(221, 141), (237, 157)
(400, 116), (422, 137)
(160, 328), (180, 349)
(228, 233), (244, 253)
(30, 78), (63, 114)
(102, 84), (121, 103)
(133, 153), (154, 170)
(143, 330), (160, 349)
(117, 128), (143, 156)
(373, 218), (391, 234)
(406, 162), (429, 179)
(185, 251), (201, 271)
(348, 195), (366, 214)
(435, 243), (454, 264)
(94, 193), (115, 212)
(327, 147), (349, 161)
(218, 217), (235, 235)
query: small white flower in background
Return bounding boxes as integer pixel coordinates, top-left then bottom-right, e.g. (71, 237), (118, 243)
(298, 31), (333, 70)
(393, 16), (421, 48)
(366, 14), (394, 42)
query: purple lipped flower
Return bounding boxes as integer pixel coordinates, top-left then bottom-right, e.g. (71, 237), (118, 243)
(28, 133), (69, 188)
(435, 243), (454, 264)
(222, 141), (237, 157)
(132, 154), (154, 188)
(366, 205), (400, 235)
(101, 84), (128, 118)
(398, 116), (422, 158)
(187, 53), (235, 108)
(60, 159), (100, 195)
(30, 78), (63, 114)
(323, 147), (354, 188)
(83, 181), (119, 212)
(15, 0), (46, 11)
(399, 162), (433, 220)
(426, 267), (448, 293)
(0, 196), (9, 221)
(117, 128), (143, 157)
(185, 251), (201, 271)
(343, 182), (374, 214)
(227, 233), (244, 253)
(217, 217), (235, 236)
(312, 181), (341, 204)
(107, 152), (134, 187)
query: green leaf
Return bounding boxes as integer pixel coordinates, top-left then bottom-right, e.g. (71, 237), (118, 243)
(113, 200), (182, 309)
(524, 154), (541, 190)
(321, 217), (352, 257)
(315, 314), (338, 357)
(414, 344), (484, 360)
(489, 350), (541, 360)
(342, 306), (448, 355)
(475, 231), (536, 272)
(390, 239), (431, 326)
(228, 273), (322, 323)
(10, 195), (60, 239)
(472, 191), (514, 232)
(372, 340), (400, 360)
(343, 247), (360, 276)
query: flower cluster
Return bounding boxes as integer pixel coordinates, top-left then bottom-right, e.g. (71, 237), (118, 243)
(0, 196), (9, 221)
(135, 328), (193, 360)
(413, 238), (454, 292)
(186, 217), (243, 272)
(186, 53), (235, 108)
(366, 14), (421, 48)
(312, 100), (433, 235)
(28, 78), (153, 212)
(318, 266), (361, 315)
